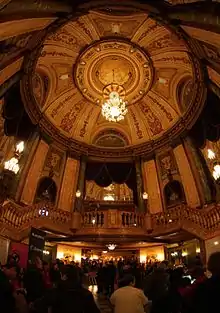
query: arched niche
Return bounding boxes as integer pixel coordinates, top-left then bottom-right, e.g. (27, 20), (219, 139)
(92, 129), (129, 147)
(35, 176), (57, 203)
(32, 70), (49, 109)
(177, 76), (194, 113)
(164, 180), (186, 208)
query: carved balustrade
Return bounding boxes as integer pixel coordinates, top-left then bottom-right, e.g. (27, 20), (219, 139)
(82, 210), (144, 229)
(1, 201), (220, 240)
(151, 204), (220, 237)
(0, 201), (71, 230)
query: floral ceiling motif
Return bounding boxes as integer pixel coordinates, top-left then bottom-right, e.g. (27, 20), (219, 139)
(21, 10), (205, 156)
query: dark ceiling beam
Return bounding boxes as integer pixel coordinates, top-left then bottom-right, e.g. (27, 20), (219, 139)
(0, 0), (73, 21)
(208, 79), (220, 100)
(165, 3), (220, 33)
(0, 70), (23, 99)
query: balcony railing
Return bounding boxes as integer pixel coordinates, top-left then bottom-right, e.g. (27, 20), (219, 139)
(82, 211), (144, 228)
(0, 201), (71, 230)
(1, 201), (220, 240)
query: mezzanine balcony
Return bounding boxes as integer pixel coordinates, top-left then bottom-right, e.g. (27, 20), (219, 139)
(0, 200), (220, 241)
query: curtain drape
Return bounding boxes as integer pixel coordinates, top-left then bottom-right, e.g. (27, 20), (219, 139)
(85, 162), (137, 204)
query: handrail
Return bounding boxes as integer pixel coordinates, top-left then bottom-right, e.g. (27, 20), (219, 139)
(151, 204), (220, 235)
(82, 210), (144, 228)
(0, 201), (71, 229)
(1, 201), (220, 239)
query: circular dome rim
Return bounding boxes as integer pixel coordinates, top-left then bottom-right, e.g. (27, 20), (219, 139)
(20, 5), (207, 159)
(73, 37), (154, 105)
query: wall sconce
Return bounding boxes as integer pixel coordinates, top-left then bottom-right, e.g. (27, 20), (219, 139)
(207, 149), (215, 160)
(15, 141), (24, 155)
(196, 247), (201, 253)
(142, 192), (148, 200)
(76, 190), (81, 198)
(182, 251), (188, 257)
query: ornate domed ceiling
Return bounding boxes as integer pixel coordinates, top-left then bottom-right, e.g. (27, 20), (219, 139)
(21, 10), (206, 157)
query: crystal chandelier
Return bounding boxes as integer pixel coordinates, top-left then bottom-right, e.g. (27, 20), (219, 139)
(101, 84), (128, 122)
(107, 244), (117, 251)
(4, 157), (20, 174)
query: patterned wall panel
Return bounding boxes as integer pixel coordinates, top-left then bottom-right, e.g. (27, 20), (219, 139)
(21, 140), (49, 205)
(174, 144), (200, 208)
(58, 158), (79, 211)
(142, 159), (163, 214)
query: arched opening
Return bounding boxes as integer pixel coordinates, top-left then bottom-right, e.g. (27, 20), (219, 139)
(35, 177), (57, 203)
(164, 180), (185, 208)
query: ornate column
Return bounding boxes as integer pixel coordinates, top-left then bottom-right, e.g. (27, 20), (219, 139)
(15, 132), (39, 202)
(58, 157), (80, 212)
(183, 137), (215, 204)
(135, 158), (145, 213)
(142, 158), (163, 214)
(199, 239), (207, 266)
(173, 144), (201, 208)
(74, 155), (87, 212)
(21, 139), (49, 205)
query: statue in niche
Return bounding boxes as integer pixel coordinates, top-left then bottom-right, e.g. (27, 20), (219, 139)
(164, 180), (185, 207)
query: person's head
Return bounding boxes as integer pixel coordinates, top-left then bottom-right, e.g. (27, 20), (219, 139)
(43, 261), (49, 271)
(35, 256), (43, 269)
(208, 252), (220, 276)
(191, 266), (205, 279)
(180, 277), (191, 288)
(118, 274), (135, 288)
(61, 265), (81, 286)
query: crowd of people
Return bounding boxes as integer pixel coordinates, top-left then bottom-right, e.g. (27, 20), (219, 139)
(0, 252), (220, 313)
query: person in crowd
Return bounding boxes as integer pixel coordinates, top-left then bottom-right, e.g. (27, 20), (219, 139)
(0, 268), (16, 313)
(192, 252), (220, 313)
(3, 263), (28, 313)
(106, 260), (116, 296)
(50, 260), (61, 287)
(144, 262), (169, 313)
(166, 267), (184, 313)
(96, 262), (104, 294)
(42, 261), (52, 289)
(110, 274), (149, 313)
(24, 256), (45, 304)
(32, 264), (100, 313)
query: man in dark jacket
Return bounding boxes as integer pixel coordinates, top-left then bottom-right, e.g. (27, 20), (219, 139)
(33, 265), (100, 313)
(192, 252), (220, 313)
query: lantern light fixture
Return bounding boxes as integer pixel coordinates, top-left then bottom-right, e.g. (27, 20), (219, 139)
(76, 190), (81, 198)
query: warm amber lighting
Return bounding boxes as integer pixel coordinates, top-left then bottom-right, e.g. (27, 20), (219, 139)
(142, 192), (148, 200)
(76, 190), (81, 198)
(104, 195), (115, 201)
(15, 141), (24, 154)
(207, 149), (215, 160)
(196, 247), (201, 253)
(4, 157), (20, 174)
(140, 254), (146, 263)
(214, 241), (219, 246)
(57, 251), (64, 259)
(182, 251), (188, 257)
(157, 253), (165, 261)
